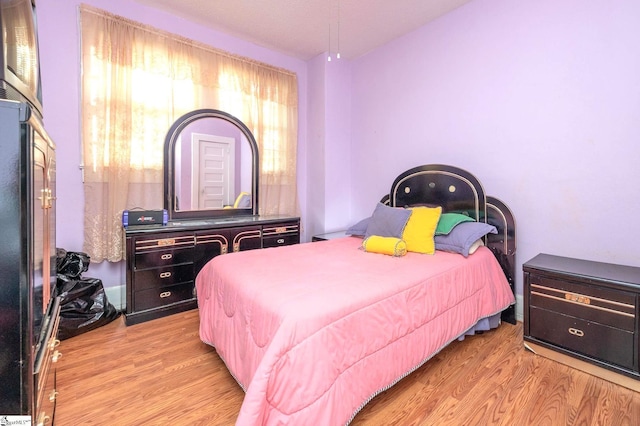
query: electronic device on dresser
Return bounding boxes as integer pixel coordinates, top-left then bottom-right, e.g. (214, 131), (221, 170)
(523, 253), (640, 392)
(124, 109), (300, 325)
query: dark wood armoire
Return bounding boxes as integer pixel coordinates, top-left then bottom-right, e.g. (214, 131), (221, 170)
(0, 99), (60, 424)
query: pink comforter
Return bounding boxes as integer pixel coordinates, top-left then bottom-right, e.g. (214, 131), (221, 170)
(196, 237), (515, 425)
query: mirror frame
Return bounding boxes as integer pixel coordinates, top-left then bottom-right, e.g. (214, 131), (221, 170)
(163, 109), (259, 221)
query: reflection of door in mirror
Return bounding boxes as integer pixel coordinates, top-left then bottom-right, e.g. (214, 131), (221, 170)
(174, 117), (252, 211)
(192, 133), (235, 209)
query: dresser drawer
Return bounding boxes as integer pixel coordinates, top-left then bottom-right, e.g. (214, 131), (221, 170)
(263, 222), (299, 236)
(134, 282), (195, 311)
(529, 274), (636, 331)
(262, 222), (299, 248)
(263, 233), (299, 248)
(530, 306), (635, 370)
(135, 246), (194, 270)
(134, 233), (194, 252)
(134, 263), (194, 291)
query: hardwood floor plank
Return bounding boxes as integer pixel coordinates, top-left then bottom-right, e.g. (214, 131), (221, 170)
(571, 378), (602, 426)
(55, 310), (640, 425)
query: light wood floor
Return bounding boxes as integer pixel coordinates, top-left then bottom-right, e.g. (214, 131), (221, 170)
(55, 309), (640, 425)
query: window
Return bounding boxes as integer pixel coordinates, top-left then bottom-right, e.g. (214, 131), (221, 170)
(80, 5), (298, 262)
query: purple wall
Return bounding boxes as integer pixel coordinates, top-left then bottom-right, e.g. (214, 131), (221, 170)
(305, 55), (353, 238)
(36, 0), (309, 298)
(34, 0), (640, 313)
(347, 0), (640, 299)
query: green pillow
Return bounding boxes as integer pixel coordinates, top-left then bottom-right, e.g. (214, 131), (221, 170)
(435, 213), (475, 235)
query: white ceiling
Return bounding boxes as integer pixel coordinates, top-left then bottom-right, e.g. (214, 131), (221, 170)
(133, 0), (474, 60)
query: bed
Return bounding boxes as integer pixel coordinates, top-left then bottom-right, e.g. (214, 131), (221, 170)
(195, 164), (517, 425)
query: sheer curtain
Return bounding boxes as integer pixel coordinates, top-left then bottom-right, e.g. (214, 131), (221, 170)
(80, 6), (298, 262)
(217, 63), (299, 216)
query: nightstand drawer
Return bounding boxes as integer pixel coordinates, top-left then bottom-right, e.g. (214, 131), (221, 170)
(134, 282), (195, 311)
(134, 263), (194, 291)
(530, 306), (635, 370)
(529, 274), (636, 331)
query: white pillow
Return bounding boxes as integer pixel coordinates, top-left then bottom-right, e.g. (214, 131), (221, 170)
(468, 238), (485, 255)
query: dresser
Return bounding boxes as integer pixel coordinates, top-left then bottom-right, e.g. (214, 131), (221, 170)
(124, 216), (300, 325)
(523, 253), (640, 391)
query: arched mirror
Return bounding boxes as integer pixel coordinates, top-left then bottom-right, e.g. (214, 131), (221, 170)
(163, 109), (259, 221)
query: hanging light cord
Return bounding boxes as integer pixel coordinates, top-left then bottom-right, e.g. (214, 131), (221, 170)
(327, 0), (341, 61)
(337, 0), (341, 59)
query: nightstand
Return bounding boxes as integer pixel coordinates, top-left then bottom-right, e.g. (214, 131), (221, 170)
(523, 253), (640, 391)
(311, 231), (350, 242)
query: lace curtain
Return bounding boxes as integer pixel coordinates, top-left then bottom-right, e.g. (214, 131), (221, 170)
(80, 5), (298, 262)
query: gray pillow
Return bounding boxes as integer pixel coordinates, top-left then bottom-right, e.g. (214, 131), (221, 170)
(435, 221), (497, 257)
(346, 217), (370, 237)
(364, 203), (412, 239)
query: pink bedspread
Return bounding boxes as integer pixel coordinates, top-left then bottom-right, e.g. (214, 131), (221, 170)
(196, 236), (515, 425)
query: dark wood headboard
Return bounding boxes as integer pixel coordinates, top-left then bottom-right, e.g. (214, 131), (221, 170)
(381, 164), (516, 324)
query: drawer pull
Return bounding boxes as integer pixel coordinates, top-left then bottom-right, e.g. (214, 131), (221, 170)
(568, 327), (585, 337)
(565, 293), (590, 305)
(49, 390), (59, 403)
(52, 350), (62, 363)
(159, 272), (172, 279)
(48, 338), (60, 350)
(277, 238), (285, 244)
(161, 253), (173, 260)
(160, 291), (172, 298)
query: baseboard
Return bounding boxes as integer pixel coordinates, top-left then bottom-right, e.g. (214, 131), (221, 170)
(524, 341), (640, 392)
(104, 284), (125, 311)
(515, 293), (523, 322)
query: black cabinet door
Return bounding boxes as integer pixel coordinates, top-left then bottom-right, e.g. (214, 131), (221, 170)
(0, 100), (57, 417)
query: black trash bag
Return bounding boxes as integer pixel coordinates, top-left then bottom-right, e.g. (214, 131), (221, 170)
(55, 249), (120, 340)
(56, 248), (90, 279)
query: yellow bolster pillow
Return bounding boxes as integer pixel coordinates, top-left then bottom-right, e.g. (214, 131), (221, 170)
(362, 236), (407, 257)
